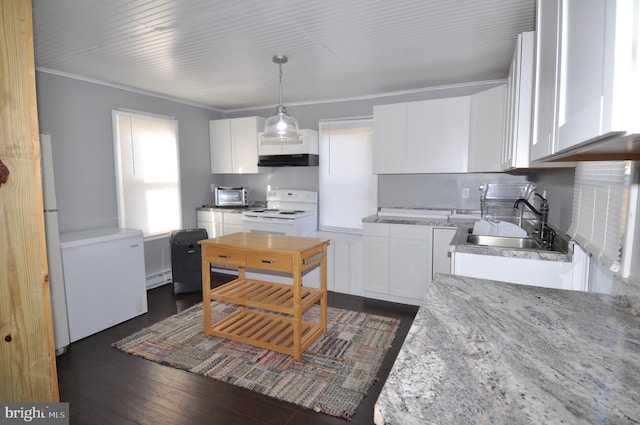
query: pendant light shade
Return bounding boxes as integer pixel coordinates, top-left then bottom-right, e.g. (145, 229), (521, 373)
(262, 55), (303, 145)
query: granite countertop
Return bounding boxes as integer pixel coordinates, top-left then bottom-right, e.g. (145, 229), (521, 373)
(362, 213), (475, 227)
(449, 223), (573, 262)
(197, 204), (259, 213)
(363, 213), (571, 262)
(374, 274), (640, 425)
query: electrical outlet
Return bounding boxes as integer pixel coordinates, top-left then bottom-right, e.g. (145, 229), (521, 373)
(462, 188), (470, 199)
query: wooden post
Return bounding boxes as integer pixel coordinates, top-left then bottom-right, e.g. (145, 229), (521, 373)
(0, 0), (59, 401)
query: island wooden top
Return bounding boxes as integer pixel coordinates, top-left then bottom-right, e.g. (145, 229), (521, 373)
(198, 232), (330, 255)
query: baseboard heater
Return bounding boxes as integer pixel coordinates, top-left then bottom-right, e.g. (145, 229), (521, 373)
(146, 270), (172, 289)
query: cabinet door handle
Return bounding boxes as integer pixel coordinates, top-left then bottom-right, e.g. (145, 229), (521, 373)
(218, 254), (231, 259)
(261, 259), (276, 264)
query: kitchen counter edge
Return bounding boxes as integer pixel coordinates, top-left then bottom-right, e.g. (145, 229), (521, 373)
(374, 273), (640, 425)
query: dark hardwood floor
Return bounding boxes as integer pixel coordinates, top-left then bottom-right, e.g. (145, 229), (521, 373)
(56, 274), (418, 425)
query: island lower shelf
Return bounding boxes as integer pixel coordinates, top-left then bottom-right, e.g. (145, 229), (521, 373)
(208, 307), (323, 356)
(209, 278), (323, 313)
(207, 279), (324, 357)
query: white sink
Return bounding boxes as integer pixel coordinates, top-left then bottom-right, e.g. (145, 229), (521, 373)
(472, 219), (529, 237)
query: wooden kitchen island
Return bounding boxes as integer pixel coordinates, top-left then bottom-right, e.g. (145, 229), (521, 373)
(199, 232), (330, 360)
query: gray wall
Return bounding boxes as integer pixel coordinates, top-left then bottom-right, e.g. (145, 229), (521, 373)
(36, 71), (222, 232)
(35, 71), (575, 281)
(210, 168), (320, 206)
(377, 173), (533, 210)
(529, 167), (575, 232)
(36, 71), (221, 278)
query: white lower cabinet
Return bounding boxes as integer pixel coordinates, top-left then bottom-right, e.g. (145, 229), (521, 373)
(388, 224), (430, 299)
(316, 231), (364, 296)
(432, 227), (458, 277)
(222, 212), (243, 235)
(196, 209), (223, 238)
(362, 223), (390, 294)
(196, 209), (243, 238)
(363, 222), (455, 305)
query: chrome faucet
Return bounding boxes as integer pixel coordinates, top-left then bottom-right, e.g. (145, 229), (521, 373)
(514, 193), (551, 243)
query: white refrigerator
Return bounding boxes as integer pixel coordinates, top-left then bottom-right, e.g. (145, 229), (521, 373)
(40, 133), (70, 354)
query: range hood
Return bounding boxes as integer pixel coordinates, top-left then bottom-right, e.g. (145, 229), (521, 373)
(258, 153), (319, 167)
(258, 128), (319, 167)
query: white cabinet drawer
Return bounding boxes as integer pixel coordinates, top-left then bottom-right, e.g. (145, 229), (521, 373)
(223, 212), (244, 225)
(197, 210), (223, 223)
(363, 222), (390, 237)
(390, 223), (430, 240)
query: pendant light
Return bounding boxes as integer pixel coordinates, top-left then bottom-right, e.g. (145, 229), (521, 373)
(262, 55), (303, 144)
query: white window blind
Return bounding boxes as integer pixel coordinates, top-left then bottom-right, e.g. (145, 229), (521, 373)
(319, 118), (377, 232)
(112, 110), (182, 237)
(568, 161), (628, 272)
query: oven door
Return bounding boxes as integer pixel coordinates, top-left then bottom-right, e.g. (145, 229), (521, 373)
(242, 216), (296, 236)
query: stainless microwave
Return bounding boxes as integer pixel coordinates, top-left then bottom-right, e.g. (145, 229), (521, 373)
(214, 186), (248, 207)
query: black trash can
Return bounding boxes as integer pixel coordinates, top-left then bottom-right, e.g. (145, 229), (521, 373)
(170, 228), (208, 295)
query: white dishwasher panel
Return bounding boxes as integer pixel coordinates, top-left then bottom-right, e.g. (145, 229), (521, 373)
(60, 227), (147, 342)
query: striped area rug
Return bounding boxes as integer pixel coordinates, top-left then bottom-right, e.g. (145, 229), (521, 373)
(112, 301), (400, 421)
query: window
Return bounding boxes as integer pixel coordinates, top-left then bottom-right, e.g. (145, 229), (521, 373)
(112, 110), (182, 237)
(319, 118), (377, 232)
(568, 161), (631, 272)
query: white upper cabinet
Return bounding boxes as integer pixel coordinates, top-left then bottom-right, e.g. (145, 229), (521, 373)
(468, 84), (506, 172)
(373, 103), (408, 174)
(210, 119), (233, 173)
(373, 96), (471, 174)
(502, 31), (535, 169)
(209, 116), (265, 174)
(531, 0), (562, 161)
(556, 0), (640, 152)
(532, 0), (640, 161)
(407, 96), (471, 173)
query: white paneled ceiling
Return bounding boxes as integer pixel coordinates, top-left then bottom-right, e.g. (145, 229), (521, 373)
(32, 0), (535, 110)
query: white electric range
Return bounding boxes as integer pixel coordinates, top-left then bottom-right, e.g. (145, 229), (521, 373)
(242, 189), (318, 236)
